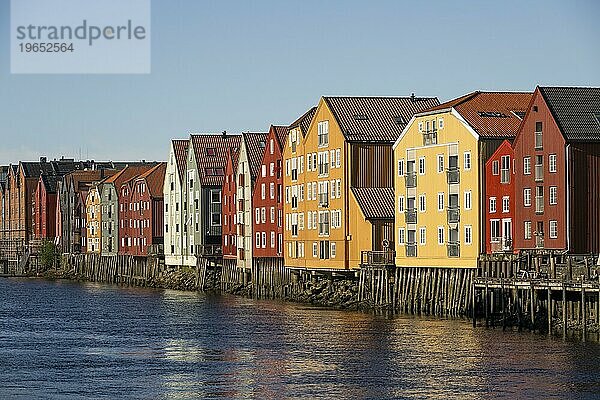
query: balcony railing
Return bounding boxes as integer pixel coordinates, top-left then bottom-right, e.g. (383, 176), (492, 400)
(405, 172), (417, 188)
(491, 238), (513, 253)
(535, 196), (544, 213)
(535, 235), (544, 249)
(405, 208), (417, 224)
(423, 131), (438, 146)
(447, 168), (460, 184)
(361, 250), (396, 266)
(535, 132), (543, 150)
(406, 243), (417, 257)
(447, 242), (460, 257)
(447, 207), (460, 223)
(535, 164), (543, 182)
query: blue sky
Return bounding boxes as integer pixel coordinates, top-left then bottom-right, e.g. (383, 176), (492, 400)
(0, 0), (599, 163)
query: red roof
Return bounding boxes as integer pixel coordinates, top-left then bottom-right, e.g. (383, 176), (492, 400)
(424, 91), (532, 138)
(137, 163), (167, 198)
(273, 125), (288, 149)
(172, 139), (189, 180)
(190, 133), (242, 186)
(242, 131), (268, 182)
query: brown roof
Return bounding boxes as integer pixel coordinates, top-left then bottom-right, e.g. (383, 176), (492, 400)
(103, 164), (157, 188)
(68, 169), (118, 192)
(190, 133), (242, 186)
(272, 125), (288, 149)
(351, 187), (395, 220)
(242, 132), (268, 182)
(423, 91), (532, 139)
(172, 139), (189, 180)
(288, 106), (317, 139)
(324, 96), (439, 143)
(539, 86), (600, 141)
(137, 162), (167, 198)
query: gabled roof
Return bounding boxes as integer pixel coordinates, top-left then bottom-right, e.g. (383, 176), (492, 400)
(137, 162), (167, 198)
(272, 125), (289, 149)
(351, 187), (395, 220)
(323, 96), (439, 143)
(40, 174), (61, 194)
(66, 169), (118, 193)
(172, 139), (189, 180)
(288, 106), (317, 139)
(242, 131), (268, 181)
(190, 133), (242, 186)
(539, 86), (600, 141)
(102, 164), (157, 189)
(423, 91), (532, 139)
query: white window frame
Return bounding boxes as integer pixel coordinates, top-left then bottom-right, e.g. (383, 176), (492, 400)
(465, 191), (472, 210)
(549, 220), (558, 239)
(437, 155), (444, 173)
(419, 227), (426, 246)
(524, 188), (531, 207)
(463, 152), (471, 170)
(437, 192), (444, 211)
(549, 186), (557, 205)
(464, 225), (473, 245)
(549, 154), (557, 173)
(489, 197), (497, 213)
(419, 157), (426, 175)
(437, 226), (445, 245)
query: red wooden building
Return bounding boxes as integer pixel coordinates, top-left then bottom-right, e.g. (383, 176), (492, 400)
(514, 86), (600, 253)
(484, 140), (515, 253)
(119, 163), (166, 256)
(252, 125), (288, 259)
(222, 147), (239, 260)
(32, 174), (60, 240)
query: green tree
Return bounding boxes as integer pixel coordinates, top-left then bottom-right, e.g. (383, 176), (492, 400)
(39, 240), (57, 270)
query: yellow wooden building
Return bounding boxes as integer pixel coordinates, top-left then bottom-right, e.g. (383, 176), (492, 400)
(85, 184), (102, 253)
(393, 91), (531, 268)
(283, 96), (439, 270)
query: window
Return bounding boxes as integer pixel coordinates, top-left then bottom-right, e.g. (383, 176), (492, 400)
(261, 183), (266, 200)
(318, 121), (329, 147)
(465, 226), (472, 245)
(418, 122), (423, 131)
(535, 122), (543, 149)
(465, 191), (472, 210)
(398, 228), (405, 244)
(331, 242), (336, 258)
(397, 159), (405, 176)
(262, 232), (266, 248)
(255, 208), (260, 224)
(206, 148), (216, 156)
(256, 232), (260, 248)
(489, 197), (497, 213)
(419, 227), (426, 245)
(419, 157), (425, 175)
(335, 149), (341, 168)
(262, 165), (266, 178)
(524, 188), (531, 207)
(523, 156), (531, 175)
(549, 154), (557, 173)
(438, 118), (444, 129)
(502, 196), (509, 213)
(419, 194), (426, 212)
(437, 226), (445, 245)
(463, 152), (471, 170)
(492, 160), (499, 175)
(437, 192), (444, 211)
(398, 195), (405, 213)
(550, 186), (557, 205)
(524, 221), (532, 240)
(549, 220), (558, 239)
(437, 155), (444, 173)
(270, 182), (274, 199)
(312, 242), (318, 258)
(490, 220), (500, 242)
(261, 207), (266, 223)
(270, 207), (275, 223)
(211, 190), (221, 203)
(500, 155), (510, 183)
(211, 213), (221, 226)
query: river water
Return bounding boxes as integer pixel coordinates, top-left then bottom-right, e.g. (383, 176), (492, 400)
(1, 278), (598, 399)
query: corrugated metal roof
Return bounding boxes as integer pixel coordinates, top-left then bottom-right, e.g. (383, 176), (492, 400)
(242, 131), (268, 182)
(539, 86), (600, 141)
(172, 139), (189, 180)
(351, 187), (395, 220)
(137, 162), (167, 198)
(324, 96), (439, 143)
(288, 106), (317, 139)
(190, 133), (242, 186)
(424, 91), (532, 139)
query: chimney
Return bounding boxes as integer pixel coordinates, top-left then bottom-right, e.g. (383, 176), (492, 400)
(222, 130), (227, 138)
(411, 93), (416, 103)
(40, 156), (47, 163)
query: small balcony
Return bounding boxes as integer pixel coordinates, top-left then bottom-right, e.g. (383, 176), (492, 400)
(406, 243), (417, 257)
(361, 250), (396, 266)
(535, 234), (544, 249)
(535, 196), (544, 214)
(447, 207), (460, 223)
(447, 242), (460, 257)
(405, 208), (417, 224)
(405, 172), (417, 188)
(535, 164), (543, 182)
(535, 132), (543, 150)
(447, 168), (460, 184)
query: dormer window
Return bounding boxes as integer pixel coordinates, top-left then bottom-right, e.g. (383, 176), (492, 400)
(206, 148), (216, 156)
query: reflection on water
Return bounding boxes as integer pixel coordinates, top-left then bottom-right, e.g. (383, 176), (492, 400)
(1, 278), (599, 399)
